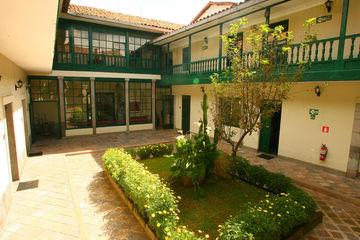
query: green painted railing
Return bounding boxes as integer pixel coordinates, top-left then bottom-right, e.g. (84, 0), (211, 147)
(53, 52), (161, 74)
(165, 34), (360, 77)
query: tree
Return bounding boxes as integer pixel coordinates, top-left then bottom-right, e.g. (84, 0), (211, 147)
(211, 18), (316, 157)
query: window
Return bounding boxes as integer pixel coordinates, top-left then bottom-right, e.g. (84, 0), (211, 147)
(30, 79), (58, 102)
(128, 36), (150, 56)
(92, 32), (126, 66)
(64, 80), (91, 129)
(55, 28), (71, 64)
(182, 47), (190, 71)
(95, 81), (125, 127)
(219, 98), (240, 127)
(129, 81), (152, 124)
(73, 29), (89, 64)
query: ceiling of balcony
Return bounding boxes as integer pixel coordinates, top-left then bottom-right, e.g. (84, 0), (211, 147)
(0, 0), (59, 73)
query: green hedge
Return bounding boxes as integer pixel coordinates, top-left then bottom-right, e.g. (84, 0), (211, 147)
(103, 148), (204, 240)
(218, 156), (317, 240)
(136, 143), (174, 160)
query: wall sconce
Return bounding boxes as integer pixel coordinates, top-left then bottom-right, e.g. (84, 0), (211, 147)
(15, 79), (24, 91)
(325, 0), (333, 13)
(314, 86), (321, 97)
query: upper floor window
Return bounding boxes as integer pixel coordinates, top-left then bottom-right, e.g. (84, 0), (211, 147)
(129, 36), (150, 57)
(55, 29), (70, 53)
(92, 32), (126, 57)
(73, 29), (89, 54)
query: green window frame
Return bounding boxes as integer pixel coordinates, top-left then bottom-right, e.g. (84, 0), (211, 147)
(95, 80), (126, 127)
(55, 28), (71, 64)
(73, 28), (89, 64)
(92, 32), (126, 67)
(129, 81), (152, 124)
(30, 79), (59, 102)
(64, 79), (92, 129)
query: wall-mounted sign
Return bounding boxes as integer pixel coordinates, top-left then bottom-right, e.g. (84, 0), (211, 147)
(316, 15), (332, 24)
(322, 126), (330, 133)
(309, 109), (319, 120)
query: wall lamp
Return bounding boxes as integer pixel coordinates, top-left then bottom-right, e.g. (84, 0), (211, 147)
(314, 86), (321, 97)
(325, 0), (333, 13)
(15, 79), (24, 91)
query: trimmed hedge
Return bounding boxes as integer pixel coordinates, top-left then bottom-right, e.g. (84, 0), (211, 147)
(137, 143), (174, 160)
(217, 156), (317, 240)
(103, 148), (204, 240)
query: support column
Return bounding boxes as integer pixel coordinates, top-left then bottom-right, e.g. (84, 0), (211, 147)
(125, 78), (130, 133)
(152, 79), (156, 131)
(188, 35), (192, 74)
(218, 24), (223, 71)
(57, 76), (65, 138)
(337, 0), (350, 67)
(90, 77), (96, 135)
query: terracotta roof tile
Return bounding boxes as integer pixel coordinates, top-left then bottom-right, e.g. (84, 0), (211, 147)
(68, 4), (183, 33)
(191, 1), (238, 24)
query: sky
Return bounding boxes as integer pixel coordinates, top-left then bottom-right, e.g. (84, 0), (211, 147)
(70, 0), (239, 25)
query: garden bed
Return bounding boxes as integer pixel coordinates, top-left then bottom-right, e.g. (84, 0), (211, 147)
(103, 145), (322, 240)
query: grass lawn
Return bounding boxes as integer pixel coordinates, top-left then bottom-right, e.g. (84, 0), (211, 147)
(140, 156), (268, 238)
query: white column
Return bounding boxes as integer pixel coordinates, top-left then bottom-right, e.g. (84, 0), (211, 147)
(57, 76), (65, 137)
(125, 78), (130, 133)
(90, 77), (96, 135)
(152, 79), (156, 131)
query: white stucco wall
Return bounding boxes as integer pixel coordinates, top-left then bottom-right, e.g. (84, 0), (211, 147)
(0, 52), (29, 201)
(172, 82), (360, 173)
(278, 82), (360, 172)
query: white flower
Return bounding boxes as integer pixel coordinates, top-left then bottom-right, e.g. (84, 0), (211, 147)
(177, 130), (183, 134)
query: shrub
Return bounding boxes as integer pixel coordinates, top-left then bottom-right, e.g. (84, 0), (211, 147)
(231, 156), (292, 193)
(219, 155), (318, 240)
(103, 148), (177, 239)
(103, 148), (202, 240)
(137, 146), (152, 160)
(218, 220), (254, 240)
(151, 144), (174, 158)
(137, 144), (174, 160)
(125, 148), (137, 159)
(219, 192), (315, 240)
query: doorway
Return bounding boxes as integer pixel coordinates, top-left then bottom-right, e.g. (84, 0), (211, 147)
(181, 95), (191, 133)
(259, 107), (282, 155)
(5, 103), (19, 181)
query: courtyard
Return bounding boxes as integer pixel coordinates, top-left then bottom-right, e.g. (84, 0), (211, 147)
(1, 130), (359, 240)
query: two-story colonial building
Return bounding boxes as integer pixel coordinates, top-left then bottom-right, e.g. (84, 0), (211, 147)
(1, 0), (360, 229)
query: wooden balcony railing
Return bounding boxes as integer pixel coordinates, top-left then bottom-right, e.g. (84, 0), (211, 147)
(165, 34), (360, 77)
(53, 52), (161, 74)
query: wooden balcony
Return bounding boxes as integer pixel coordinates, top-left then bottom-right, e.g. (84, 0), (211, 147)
(53, 52), (162, 74)
(160, 34), (360, 86)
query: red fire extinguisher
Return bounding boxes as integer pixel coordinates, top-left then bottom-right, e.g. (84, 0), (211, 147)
(320, 144), (328, 161)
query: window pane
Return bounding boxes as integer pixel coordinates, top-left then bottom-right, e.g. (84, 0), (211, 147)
(64, 80), (91, 129)
(129, 81), (152, 124)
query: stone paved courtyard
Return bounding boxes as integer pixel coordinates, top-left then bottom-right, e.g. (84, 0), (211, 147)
(1, 130), (360, 239)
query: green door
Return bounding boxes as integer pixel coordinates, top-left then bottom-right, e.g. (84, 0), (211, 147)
(181, 95), (191, 133)
(259, 116), (272, 154)
(259, 108), (282, 155)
